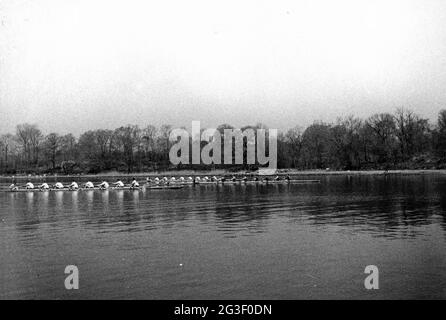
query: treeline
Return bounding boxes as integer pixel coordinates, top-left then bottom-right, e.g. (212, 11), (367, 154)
(1, 108), (446, 174)
(278, 108), (446, 170)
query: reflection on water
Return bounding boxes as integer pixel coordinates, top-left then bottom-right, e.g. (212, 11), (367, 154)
(1, 175), (446, 299)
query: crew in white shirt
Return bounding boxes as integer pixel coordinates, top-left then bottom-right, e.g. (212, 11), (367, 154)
(25, 181), (35, 189)
(54, 182), (65, 189)
(98, 181), (109, 189)
(84, 181), (94, 189)
(130, 178), (140, 188)
(113, 179), (124, 188)
(39, 183), (50, 190)
(69, 182), (79, 190)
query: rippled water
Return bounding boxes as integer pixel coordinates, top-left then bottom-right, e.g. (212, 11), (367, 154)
(1, 175), (446, 299)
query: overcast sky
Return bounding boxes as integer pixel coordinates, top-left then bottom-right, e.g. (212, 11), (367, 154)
(1, 0), (446, 135)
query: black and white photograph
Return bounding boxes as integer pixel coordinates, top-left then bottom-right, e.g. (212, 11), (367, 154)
(1, 0), (446, 308)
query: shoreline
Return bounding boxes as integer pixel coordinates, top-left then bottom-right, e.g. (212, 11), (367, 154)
(2, 169), (446, 180)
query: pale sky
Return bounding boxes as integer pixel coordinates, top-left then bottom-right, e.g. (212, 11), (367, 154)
(1, 0), (446, 135)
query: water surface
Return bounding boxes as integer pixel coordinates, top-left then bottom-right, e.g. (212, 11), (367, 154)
(1, 175), (445, 299)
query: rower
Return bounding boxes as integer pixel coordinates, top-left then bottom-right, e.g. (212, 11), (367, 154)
(113, 179), (124, 188)
(170, 177), (176, 182)
(253, 176), (259, 181)
(84, 181), (94, 189)
(39, 182), (50, 190)
(98, 181), (109, 189)
(179, 177), (185, 182)
(68, 182), (79, 190)
(203, 176), (209, 182)
(231, 176), (236, 182)
(163, 177), (168, 182)
(130, 177), (140, 189)
(211, 176), (218, 182)
(274, 175), (280, 181)
(154, 177), (160, 184)
(53, 182), (65, 189)
(263, 177), (269, 183)
(25, 181), (35, 189)
(285, 175), (291, 182)
(9, 184), (18, 191)
(242, 176), (248, 182)
(146, 177), (152, 184)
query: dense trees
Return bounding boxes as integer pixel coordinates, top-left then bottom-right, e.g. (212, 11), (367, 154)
(1, 108), (446, 174)
(277, 108), (437, 170)
(434, 110), (446, 159)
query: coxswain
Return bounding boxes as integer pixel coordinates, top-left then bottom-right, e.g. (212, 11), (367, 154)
(9, 184), (18, 191)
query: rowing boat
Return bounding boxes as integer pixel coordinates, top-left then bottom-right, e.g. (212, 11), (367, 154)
(2, 179), (319, 192)
(3, 185), (184, 192)
(147, 185), (183, 190)
(147, 179), (320, 185)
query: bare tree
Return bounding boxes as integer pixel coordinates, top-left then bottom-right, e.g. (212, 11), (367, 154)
(60, 133), (77, 161)
(16, 123), (42, 168)
(302, 122), (331, 169)
(366, 113), (397, 164)
(435, 109), (446, 158)
(394, 108), (430, 160)
(284, 126), (304, 168)
(43, 133), (61, 170)
(0, 134), (17, 171)
(114, 125), (140, 173)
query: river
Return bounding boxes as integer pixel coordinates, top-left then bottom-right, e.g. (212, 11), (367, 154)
(1, 175), (445, 299)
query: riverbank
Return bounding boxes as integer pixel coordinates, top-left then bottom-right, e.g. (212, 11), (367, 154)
(2, 169), (446, 180)
(276, 169), (446, 176)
